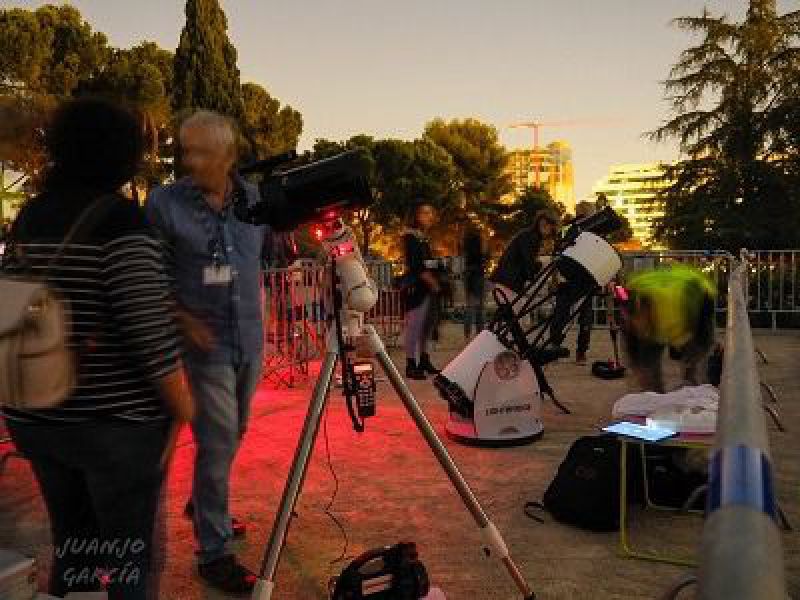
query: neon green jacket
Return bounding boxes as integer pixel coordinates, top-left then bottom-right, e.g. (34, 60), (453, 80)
(626, 265), (716, 346)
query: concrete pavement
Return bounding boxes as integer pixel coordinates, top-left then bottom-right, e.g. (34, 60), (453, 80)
(2, 325), (798, 599)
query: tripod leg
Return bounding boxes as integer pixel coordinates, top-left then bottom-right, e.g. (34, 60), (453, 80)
(252, 351), (338, 600)
(364, 326), (536, 600)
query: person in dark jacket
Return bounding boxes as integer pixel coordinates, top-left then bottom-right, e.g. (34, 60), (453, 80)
(489, 209), (560, 300)
(462, 225), (487, 339)
(402, 201), (442, 379)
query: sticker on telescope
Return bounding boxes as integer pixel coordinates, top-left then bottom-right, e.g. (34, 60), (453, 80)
(708, 445), (777, 521)
(493, 351), (520, 380)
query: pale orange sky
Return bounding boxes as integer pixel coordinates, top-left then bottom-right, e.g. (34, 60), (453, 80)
(6, 0), (795, 198)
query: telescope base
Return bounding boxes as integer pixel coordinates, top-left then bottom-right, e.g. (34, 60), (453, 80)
(445, 412), (544, 448)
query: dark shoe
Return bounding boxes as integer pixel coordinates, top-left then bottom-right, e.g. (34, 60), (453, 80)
(548, 345), (570, 359)
(406, 359), (426, 380)
(533, 346), (569, 365)
(576, 352), (587, 365)
(185, 501), (246, 538)
(419, 353), (440, 375)
(198, 554), (256, 595)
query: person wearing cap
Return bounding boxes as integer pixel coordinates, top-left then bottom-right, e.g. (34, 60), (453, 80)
(623, 264), (717, 393)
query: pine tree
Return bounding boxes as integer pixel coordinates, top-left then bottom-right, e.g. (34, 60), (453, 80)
(172, 0), (244, 121)
(650, 0), (800, 250)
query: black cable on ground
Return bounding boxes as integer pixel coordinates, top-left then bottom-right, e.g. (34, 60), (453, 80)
(322, 402), (351, 567)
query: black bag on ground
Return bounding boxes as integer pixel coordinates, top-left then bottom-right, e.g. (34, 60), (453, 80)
(525, 436), (708, 532)
(525, 434), (638, 532)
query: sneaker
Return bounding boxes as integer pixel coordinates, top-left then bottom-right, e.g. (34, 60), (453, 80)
(538, 345), (570, 362)
(553, 346), (570, 359)
(406, 359), (426, 380)
(185, 501), (246, 538)
(576, 352), (587, 365)
(198, 554), (257, 595)
(418, 353), (441, 375)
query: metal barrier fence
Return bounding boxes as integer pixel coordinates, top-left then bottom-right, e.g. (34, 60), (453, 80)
(698, 252), (786, 599)
(261, 260), (402, 387)
(440, 250), (800, 329)
(615, 250), (800, 329)
(260, 249), (800, 385)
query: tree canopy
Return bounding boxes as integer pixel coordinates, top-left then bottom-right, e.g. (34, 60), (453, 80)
(0, 2), (303, 194)
(651, 0), (800, 250)
(423, 118), (511, 219)
(306, 134), (458, 255)
(0, 4), (109, 184)
(241, 82), (303, 160)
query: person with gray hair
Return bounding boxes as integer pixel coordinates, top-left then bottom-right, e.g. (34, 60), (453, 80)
(146, 109), (269, 594)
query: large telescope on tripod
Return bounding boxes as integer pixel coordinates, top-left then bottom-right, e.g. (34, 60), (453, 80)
(235, 152), (537, 599)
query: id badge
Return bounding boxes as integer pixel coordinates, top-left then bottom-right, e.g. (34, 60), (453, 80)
(203, 264), (232, 286)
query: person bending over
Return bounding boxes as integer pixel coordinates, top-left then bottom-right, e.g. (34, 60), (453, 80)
(489, 209), (560, 307)
(623, 264), (717, 394)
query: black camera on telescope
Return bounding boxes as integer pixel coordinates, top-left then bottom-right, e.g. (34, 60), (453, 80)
(235, 150), (374, 231)
(559, 205), (624, 249)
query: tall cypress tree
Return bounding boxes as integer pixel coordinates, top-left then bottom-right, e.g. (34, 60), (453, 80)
(172, 0), (244, 121)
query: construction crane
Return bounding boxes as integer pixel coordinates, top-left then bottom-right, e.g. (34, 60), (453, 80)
(509, 118), (623, 188)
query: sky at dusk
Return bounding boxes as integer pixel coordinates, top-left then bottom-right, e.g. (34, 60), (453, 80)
(5, 0), (796, 199)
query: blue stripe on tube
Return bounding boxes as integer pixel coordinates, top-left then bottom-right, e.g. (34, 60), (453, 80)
(708, 445), (777, 522)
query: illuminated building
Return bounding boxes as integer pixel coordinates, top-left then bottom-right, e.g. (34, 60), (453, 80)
(504, 141), (575, 213)
(591, 162), (672, 247)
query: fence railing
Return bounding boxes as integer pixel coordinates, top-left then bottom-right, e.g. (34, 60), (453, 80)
(442, 250), (800, 329)
(697, 252), (786, 599)
(260, 249), (800, 384)
(261, 260), (403, 387)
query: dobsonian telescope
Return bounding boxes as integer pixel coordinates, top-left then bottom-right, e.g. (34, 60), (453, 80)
(434, 206), (625, 446)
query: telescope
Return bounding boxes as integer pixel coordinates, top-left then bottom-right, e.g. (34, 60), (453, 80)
(434, 207), (624, 446)
(250, 212), (537, 600)
(234, 150), (374, 231)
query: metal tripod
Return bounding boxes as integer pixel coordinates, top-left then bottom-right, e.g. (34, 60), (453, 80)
(251, 323), (536, 600)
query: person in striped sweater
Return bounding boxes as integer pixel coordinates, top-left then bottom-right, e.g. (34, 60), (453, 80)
(2, 98), (193, 599)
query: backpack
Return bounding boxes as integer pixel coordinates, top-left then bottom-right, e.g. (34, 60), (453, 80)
(526, 435), (707, 532)
(0, 196), (110, 410)
(525, 434), (645, 532)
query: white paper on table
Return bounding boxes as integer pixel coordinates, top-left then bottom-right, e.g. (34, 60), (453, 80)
(612, 384), (719, 420)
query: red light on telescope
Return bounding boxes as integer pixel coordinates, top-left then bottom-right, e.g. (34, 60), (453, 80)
(314, 227), (324, 241)
(332, 241), (355, 257)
